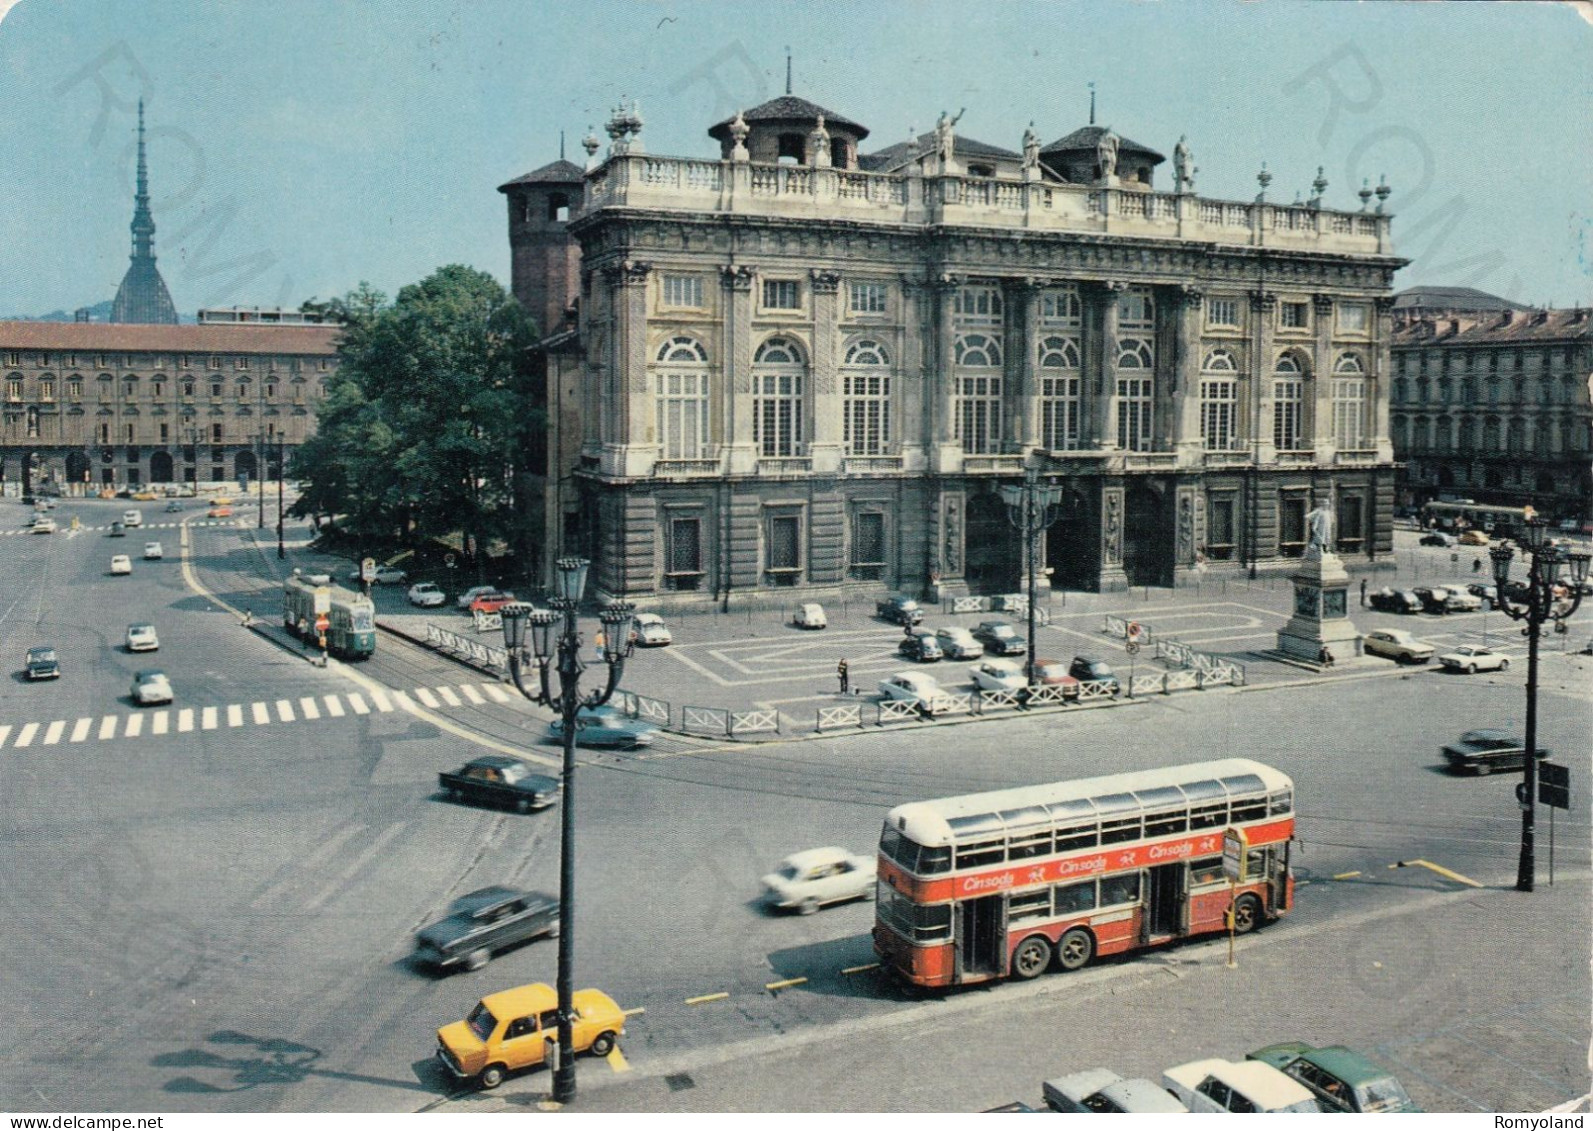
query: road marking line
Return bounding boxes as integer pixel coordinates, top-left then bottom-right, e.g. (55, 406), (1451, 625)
(483, 683), (511, 703)
(841, 963), (880, 976)
(302, 821), (407, 911)
(227, 704), (244, 727)
(126, 713), (143, 737)
(70, 718), (93, 742)
(348, 693), (370, 715)
(685, 992), (729, 1006)
(370, 688), (393, 712)
(606, 1048), (631, 1073)
(14, 723), (38, 747)
(414, 687), (440, 708)
(151, 711), (169, 735)
(201, 707), (218, 730)
(323, 695), (345, 717)
(249, 822), (366, 909)
(1391, 859), (1483, 888)
(275, 699), (295, 722)
(1332, 870), (1362, 880)
(460, 684), (485, 704)
(765, 977), (807, 991)
(437, 686), (462, 707)
(0, 725), (10, 747)
(621, 1007), (647, 1017)
(42, 721), (65, 745)
(251, 701), (270, 725)
(300, 696), (321, 720)
(392, 690), (414, 711)
(176, 708), (194, 733)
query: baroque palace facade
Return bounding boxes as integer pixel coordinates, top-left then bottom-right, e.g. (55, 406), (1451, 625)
(502, 95), (1405, 601)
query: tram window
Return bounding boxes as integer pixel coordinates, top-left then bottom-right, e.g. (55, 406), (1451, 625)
(1144, 808), (1188, 837)
(1188, 857), (1225, 887)
(1008, 829), (1052, 860)
(1053, 880), (1096, 916)
(1230, 797), (1268, 823)
(1268, 789), (1293, 816)
(956, 839), (1005, 869)
(918, 846), (952, 874)
(1099, 873), (1141, 908)
(1189, 802), (1228, 829)
(1100, 816), (1142, 845)
(1008, 889), (1051, 921)
(1055, 823), (1098, 851)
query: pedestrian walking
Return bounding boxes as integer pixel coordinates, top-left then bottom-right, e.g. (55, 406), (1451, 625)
(1472, 557), (1483, 574)
(837, 658), (850, 695)
(626, 628), (638, 657)
(594, 630), (607, 662)
(1359, 578), (1367, 607)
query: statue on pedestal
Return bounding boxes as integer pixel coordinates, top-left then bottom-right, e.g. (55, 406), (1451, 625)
(1022, 122), (1040, 172)
(1306, 498), (1335, 555)
(1097, 130), (1119, 179)
(1174, 134), (1196, 192)
(935, 108), (964, 166)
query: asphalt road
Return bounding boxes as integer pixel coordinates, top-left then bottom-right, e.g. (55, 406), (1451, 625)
(0, 499), (1587, 1113)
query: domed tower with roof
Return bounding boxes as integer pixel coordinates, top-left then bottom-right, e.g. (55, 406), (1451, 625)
(708, 95), (869, 169)
(1040, 125), (1164, 188)
(498, 153), (585, 335)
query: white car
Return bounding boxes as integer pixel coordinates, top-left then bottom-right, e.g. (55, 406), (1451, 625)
(1044, 1069), (1189, 1114)
(457, 585), (498, 610)
(143, 541), (164, 560)
(877, 671), (943, 707)
(934, 625), (983, 660)
(631, 612), (672, 647)
(760, 847), (876, 915)
(109, 555), (133, 575)
(125, 624), (160, 652)
(792, 602), (828, 630)
(122, 510), (144, 527)
(350, 564), (407, 584)
(30, 517), (56, 534)
(969, 657), (1028, 693)
(1439, 644), (1510, 673)
(408, 582), (446, 607)
(1163, 1058), (1321, 1114)
(129, 669), (174, 706)
(1362, 628), (1434, 664)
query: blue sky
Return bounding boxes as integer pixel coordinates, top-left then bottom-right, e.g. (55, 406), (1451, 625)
(1, 0), (1589, 319)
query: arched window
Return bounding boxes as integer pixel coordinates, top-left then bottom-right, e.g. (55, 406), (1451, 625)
(1116, 338), (1155, 451)
(1200, 349), (1240, 451)
(753, 337), (806, 457)
(1332, 353), (1369, 448)
(1117, 339), (1154, 369)
(38, 378), (55, 404)
(954, 333), (1003, 454)
(1038, 335), (1081, 450)
(1273, 353), (1306, 451)
(654, 336), (710, 459)
(842, 340), (892, 456)
(122, 374), (139, 402)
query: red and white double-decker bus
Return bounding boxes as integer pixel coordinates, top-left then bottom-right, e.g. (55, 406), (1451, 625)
(873, 759), (1295, 988)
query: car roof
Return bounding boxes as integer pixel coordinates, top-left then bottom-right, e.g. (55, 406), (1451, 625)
(133, 669), (167, 680)
(634, 612), (665, 624)
(781, 847), (855, 869)
(1190, 1060), (1316, 1106)
(1280, 1044), (1395, 1085)
(1097, 1079), (1190, 1112)
(464, 754), (525, 770)
(1460, 729), (1516, 742)
(27, 646), (55, 656)
(480, 982), (556, 1017)
(979, 658), (1021, 671)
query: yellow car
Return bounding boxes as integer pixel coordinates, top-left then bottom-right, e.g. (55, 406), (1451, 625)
(1458, 529), (1489, 546)
(131, 490), (160, 501)
(436, 982), (625, 1090)
(211, 495), (234, 506)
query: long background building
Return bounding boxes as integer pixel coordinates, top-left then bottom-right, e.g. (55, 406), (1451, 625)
(503, 93), (1407, 601)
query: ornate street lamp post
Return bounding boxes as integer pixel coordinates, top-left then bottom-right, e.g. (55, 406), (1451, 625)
(500, 559), (632, 1104)
(998, 468), (1066, 686)
(1488, 520), (1590, 893)
(276, 435), (286, 560)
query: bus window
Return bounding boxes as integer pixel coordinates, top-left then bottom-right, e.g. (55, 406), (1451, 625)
(1053, 880), (1097, 916)
(1230, 796), (1268, 823)
(878, 889), (953, 942)
(1268, 789), (1293, 816)
(918, 845), (951, 874)
(1055, 823), (1098, 851)
(956, 838), (1004, 869)
(1008, 828), (1052, 860)
(1189, 801), (1228, 829)
(1099, 873), (1141, 908)
(1144, 808), (1188, 837)
(1246, 847), (1268, 877)
(1101, 816), (1141, 845)
(1188, 857), (1225, 887)
(879, 828), (912, 870)
(1008, 889), (1051, 921)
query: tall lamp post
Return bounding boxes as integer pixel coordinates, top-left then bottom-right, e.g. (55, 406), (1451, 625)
(275, 434), (286, 560)
(500, 560), (633, 1104)
(1488, 520), (1590, 893)
(997, 468), (1066, 685)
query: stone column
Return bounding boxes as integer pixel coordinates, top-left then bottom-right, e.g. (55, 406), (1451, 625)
(929, 274), (963, 473)
(1171, 284), (1204, 466)
(1094, 281), (1126, 449)
(1372, 295), (1397, 462)
(1006, 277), (1042, 451)
(899, 273), (930, 473)
(721, 264), (757, 475)
(808, 269), (843, 473)
(1312, 292), (1338, 463)
(607, 260), (655, 477)
(1251, 291), (1278, 463)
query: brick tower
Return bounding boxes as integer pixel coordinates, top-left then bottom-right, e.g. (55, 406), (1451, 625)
(498, 155), (584, 336)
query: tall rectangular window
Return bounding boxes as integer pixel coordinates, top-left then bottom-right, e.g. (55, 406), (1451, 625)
(754, 373), (803, 456)
(665, 516), (702, 590)
(842, 373), (890, 455)
(849, 281), (888, 315)
(1207, 497), (1236, 560)
(956, 374), (1002, 454)
(1332, 378), (1368, 448)
(211, 423), (224, 443)
(1279, 301), (1310, 330)
(761, 279), (801, 310)
(1337, 304), (1369, 333)
(1200, 378), (1238, 450)
(661, 275), (704, 308)
(159, 423), (169, 442)
(1117, 376), (1154, 451)
(850, 511), (886, 579)
(953, 285), (1003, 326)
(657, 371), (709, 459)
(6, 379), (20, 402)
(767, 514), (801, 584)
(1207, 298), (1239, 328)
(1337, 496), (1363, 552)
(124, 423), (135, 443)
(1041, 374), (1080, 450)
(1273, 379), (1304, 449)
(1279, 495), (1307, 556)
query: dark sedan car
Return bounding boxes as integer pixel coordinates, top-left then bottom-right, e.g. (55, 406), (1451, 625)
(439, 755), (561, 812)
(1248, 1043), (1420, 1113)
(875, 595), (924, 626)
(972, 619), (1026, 655)
(414, 886), (559, 973)
(25, 646), (60, 680)
(1441, 729), (1547, 776)
(1419, 532), (1457, 547)
(1069, 656), (1121, 693)
(1369, 587), (1423, 614)
(897, 630), (944, 663)
(547, 704), (656, 749)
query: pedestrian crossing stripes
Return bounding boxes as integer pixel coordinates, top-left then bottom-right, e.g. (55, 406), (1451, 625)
(0, 680), (524, 750)
(3, 519), (241, 535)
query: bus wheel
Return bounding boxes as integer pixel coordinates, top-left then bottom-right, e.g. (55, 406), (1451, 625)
(1056, 927), (1094, 972)
(1232, 894), (1262, 935)
(1011, 936), (1052, 980)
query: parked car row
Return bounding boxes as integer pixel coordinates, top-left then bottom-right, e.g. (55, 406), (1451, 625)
(878, 655), (1119, 708)
(1369, 583), (1490, 615)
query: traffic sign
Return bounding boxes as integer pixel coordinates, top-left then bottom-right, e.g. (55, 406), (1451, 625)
(314, 614), (331, 633)
(360, 557), (377, 582)
(1222, 827), (1249, 882)
(312, 586), (331, 615)
(1539, 760), (1570, 811)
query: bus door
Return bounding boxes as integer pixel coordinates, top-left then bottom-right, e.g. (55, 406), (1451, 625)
(1147, 863), (1186, 939)
(956, 895), (1005, 981)
(1270, 843), (1291, 911)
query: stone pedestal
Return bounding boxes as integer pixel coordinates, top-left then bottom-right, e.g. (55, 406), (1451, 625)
(1276, 549), (1363, 663)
